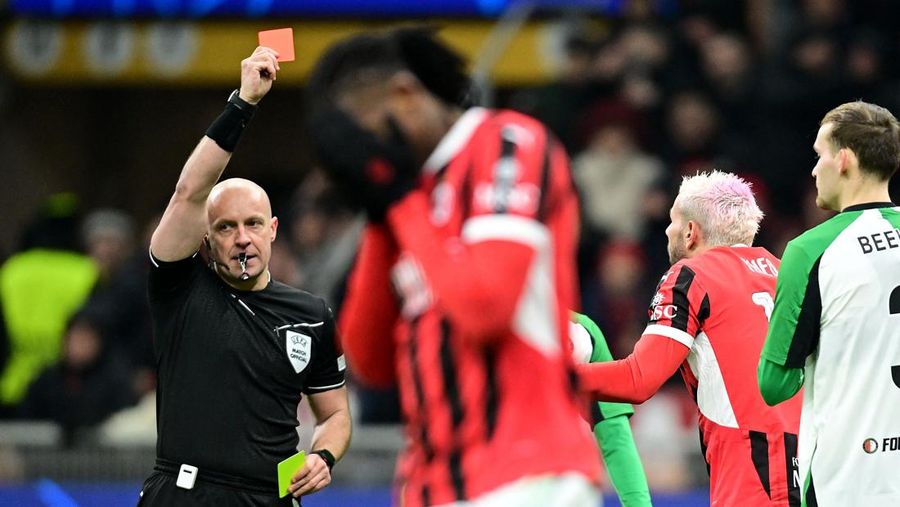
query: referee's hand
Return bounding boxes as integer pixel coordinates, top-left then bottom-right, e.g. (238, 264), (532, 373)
(239, 46), (279, 105)
(288, 453), (332, 497)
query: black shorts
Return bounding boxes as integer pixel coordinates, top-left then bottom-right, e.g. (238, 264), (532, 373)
(138, 471), (298, 507)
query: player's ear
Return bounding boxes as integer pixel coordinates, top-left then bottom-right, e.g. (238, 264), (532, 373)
(838, 147), (856, 175)
(685, 221), (700, 248)
(270, 216), (279, 242)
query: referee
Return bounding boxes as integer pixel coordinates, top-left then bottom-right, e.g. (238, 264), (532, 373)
(139, 47), (351, 506)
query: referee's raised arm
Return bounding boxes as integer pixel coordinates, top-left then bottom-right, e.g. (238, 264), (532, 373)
(150, 47), (279, 262)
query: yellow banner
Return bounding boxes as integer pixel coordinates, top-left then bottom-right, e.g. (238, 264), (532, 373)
(4, 19), (576, 86)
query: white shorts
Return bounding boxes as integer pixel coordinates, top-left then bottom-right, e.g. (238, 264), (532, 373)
(436, 473), (600, 507)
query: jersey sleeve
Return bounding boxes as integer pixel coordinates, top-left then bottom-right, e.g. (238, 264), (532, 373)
(339, 224), (400, 388)
(643, 263), (709, 348)
(757, 356), (804, 406)
(570, 313), (634, 420)
(147, 248), (202, 301)
(594, 416), (652, 507)
(303, 300), (347, 394)
(761, 240), (822, 368)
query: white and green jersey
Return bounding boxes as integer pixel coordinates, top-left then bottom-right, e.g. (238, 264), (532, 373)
(761, 203), (900, 507)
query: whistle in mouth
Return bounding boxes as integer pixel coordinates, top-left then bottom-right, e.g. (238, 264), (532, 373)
(238, 253), (249, 280)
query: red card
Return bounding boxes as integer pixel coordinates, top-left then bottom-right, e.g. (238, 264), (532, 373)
(258, 28), (295, 62)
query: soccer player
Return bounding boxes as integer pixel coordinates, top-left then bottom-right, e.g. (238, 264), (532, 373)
(758, 101), (900, 506)
(306, 28), (602, 507)
(140, 47), (351, 505)
(569, 313), (651, 507)
(578, 171), (803, 506)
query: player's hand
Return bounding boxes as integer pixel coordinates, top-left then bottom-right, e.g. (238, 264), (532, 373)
(288, 453), (332, 497)
(239, 46), (279, 105)
(307, 105), (418, 222)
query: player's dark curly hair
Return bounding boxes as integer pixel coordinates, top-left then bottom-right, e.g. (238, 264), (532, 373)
(306, 27), (476, 109)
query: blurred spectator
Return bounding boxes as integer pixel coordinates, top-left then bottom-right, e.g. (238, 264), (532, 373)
(581, 240), (652, 359)
(18, 308), (136, 440)
(661, 90), (751, 177)
(573, 100), (665, 243)
(289, 172), (364, 307)
(844, 30), (888, 100)
(510, 21), (607, 151)
(82, 209), (136, 283)
(81, 209), (155, 396)
(698, 32), (761, 138)
(0, 194), (98, 415)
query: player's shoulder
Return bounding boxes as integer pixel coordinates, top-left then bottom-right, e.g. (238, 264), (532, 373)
(787, 212), (861, 258)
(652, 260), (696, 293)
(481, 109), (550, 141)
(691, 247), (780, 288)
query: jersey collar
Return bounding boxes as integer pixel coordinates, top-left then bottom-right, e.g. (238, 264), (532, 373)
(842, 202), (896, 213)
(423, 107), (489, 175)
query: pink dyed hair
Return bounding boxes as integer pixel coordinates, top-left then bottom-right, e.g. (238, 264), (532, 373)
(676, 170), (764, 246)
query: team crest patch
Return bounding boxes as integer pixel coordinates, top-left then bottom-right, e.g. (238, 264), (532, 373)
(286, 330), (311, 373)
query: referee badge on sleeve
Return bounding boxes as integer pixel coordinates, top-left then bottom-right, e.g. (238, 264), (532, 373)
(286, 331), (311, 373)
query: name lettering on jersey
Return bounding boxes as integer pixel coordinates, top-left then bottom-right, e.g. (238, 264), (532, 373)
(650, 304), (677, 321)
(286, 330), (311, 374)
(857, 228), (900, 254)
(742, 257), (778, 277)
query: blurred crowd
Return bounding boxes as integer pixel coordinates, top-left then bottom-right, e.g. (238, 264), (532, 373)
(1, 0), (899, 491)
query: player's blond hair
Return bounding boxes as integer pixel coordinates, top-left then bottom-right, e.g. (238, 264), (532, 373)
(676, 170), (763, 247)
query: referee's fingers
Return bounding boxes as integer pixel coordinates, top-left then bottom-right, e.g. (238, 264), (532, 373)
(292, 469), (330, 497)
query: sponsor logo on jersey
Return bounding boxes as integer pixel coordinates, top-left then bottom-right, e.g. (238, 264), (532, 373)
(473, 181), (540, 215)
(650, 291), (664, 308)
(650, 304), (677, 321)
(286, 330), (311, 374)
(863, 436), (900, 454)
(863, 438), (879, 454)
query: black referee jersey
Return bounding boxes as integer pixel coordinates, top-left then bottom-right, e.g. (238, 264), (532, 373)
(147, 251), (345, 490)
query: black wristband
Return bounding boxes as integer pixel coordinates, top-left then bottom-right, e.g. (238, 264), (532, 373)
(310, 449), (336, 470)
(205, 90), (257, 152)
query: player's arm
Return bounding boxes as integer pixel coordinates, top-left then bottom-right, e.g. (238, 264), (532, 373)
(758, 241), (818, 405)
(758, 358), (804, 406)
(386, 125), (569, 344)
(570, 314), (651, 507)
(290, 386), (351, 497)
(578, 265), (700, 403)
(387, 193), (535, 343)
(150, 47), (278, 262)
(578, 333), (689, 404)
(339, 224), (401, 387)
(595, 417), (652, 507)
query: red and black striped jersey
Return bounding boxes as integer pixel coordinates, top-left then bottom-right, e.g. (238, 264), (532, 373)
(649, 246), (803, 506)
(341, 108), (600, 507)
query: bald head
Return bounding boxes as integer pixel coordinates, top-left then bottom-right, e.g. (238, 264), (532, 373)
(207, 178), (272, 222)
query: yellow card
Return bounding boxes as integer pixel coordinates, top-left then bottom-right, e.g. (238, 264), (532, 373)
(277, 450), (306, 498)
